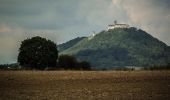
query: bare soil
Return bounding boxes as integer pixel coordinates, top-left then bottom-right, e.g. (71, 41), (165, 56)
(0, 71), (170, 100)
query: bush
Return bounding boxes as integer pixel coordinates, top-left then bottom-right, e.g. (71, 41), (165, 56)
(58, 55), (91, 70)
(78, 61), (91, 70)
(58, 55), (78, 70)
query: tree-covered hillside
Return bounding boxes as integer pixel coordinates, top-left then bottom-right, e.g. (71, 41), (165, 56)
(58, 37), (86, 52)
(60, 28), (170, 69)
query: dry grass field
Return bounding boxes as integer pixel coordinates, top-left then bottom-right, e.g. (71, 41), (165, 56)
(0, 71), (170, 100)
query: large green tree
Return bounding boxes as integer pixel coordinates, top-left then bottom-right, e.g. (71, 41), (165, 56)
(18, 36), (58, 69)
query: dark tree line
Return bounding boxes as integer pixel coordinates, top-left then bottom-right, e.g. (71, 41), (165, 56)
(58, 55), (91, 70)
(17, 36), (91, 70)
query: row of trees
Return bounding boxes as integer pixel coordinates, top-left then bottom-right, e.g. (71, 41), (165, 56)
(58, 55), (91, 70)
(17, 36), (91, 70)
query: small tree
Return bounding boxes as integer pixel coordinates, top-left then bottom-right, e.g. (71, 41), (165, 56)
(18, 36), (58, 70)
(78, 61), (91, 70)
(58, 55), (91, 70)
(58, 55), (78, 70)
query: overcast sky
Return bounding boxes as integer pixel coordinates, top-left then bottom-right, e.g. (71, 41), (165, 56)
(0, 0), (170, 64)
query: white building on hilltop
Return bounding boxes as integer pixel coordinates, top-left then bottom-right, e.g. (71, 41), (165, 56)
(108, 21), (129, 30)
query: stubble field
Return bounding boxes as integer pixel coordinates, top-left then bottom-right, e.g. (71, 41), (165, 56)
(0, 71), (170, 100)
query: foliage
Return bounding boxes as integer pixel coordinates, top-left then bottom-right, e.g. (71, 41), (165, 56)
(144, 63), (170, 70)
(58, 37), (86, 52)
(0, 63), (20, 70)
(60, 28), (170, 69)
(58, 55), (91, 70)
(58, 55), (78, 70)
(18, 36), (58, 69)
(78, 61), (91, 70)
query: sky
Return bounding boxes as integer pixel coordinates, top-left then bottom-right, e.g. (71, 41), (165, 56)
(0, 0), (170, 64)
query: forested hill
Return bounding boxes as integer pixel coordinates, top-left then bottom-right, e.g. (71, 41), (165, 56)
(58, 37), (86, 52)
(59, 27), (170, 69)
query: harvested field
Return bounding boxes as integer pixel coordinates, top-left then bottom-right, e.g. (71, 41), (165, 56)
(0, 71), (170, 100)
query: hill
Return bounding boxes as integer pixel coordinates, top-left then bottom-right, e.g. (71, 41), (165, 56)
(58, 37), (86, 52)
(59, 27), (170, 69)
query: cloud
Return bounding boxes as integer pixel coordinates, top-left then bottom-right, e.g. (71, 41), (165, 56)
(112, 0), (170, 45)
(0, 0), (170, 64)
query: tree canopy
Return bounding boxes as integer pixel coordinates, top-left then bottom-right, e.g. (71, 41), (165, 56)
(58, 55), (77, 70)
(18, 36), (58, 69)
(58, 55), (91, 70)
